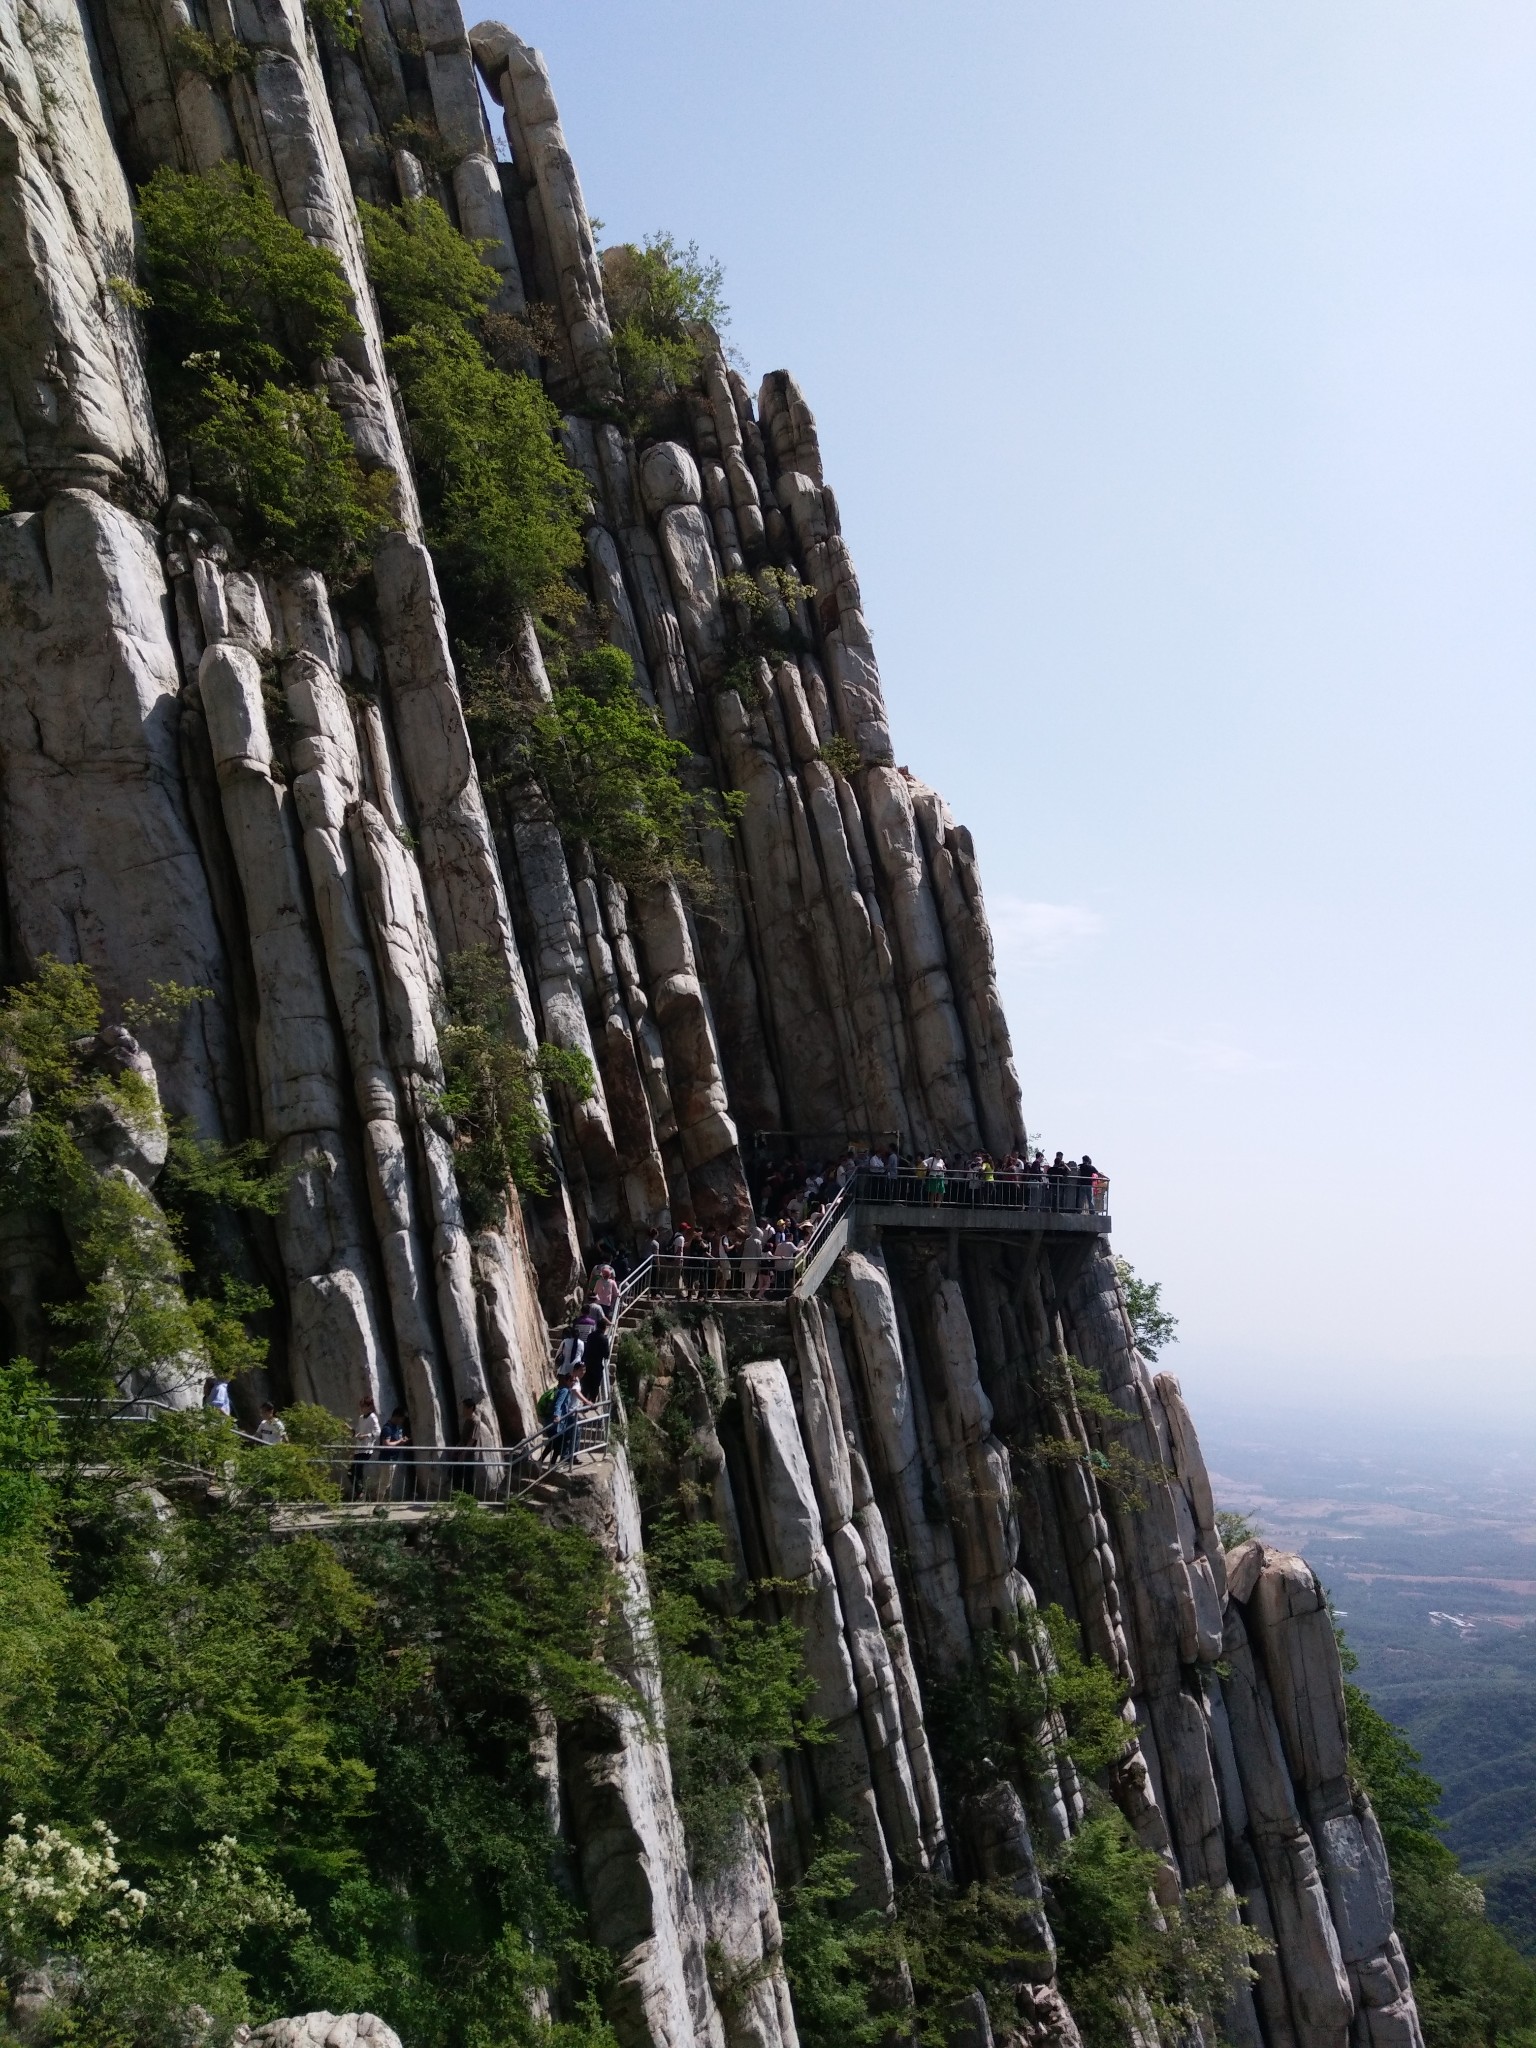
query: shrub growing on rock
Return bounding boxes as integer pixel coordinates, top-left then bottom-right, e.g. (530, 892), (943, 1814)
(436, 945), (594, 1226)
(360, 196), (586, 646)
(0, 961), (279, 1399)
(135, 164), (390, 581)
(600, 233), (730, 430)
(465, 644), (741, 895)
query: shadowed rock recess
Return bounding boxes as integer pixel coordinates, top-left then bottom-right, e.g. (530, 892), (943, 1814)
(0, 4), (1421, 2046)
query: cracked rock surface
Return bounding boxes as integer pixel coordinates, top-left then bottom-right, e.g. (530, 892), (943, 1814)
(0, 9), (1420, 2047)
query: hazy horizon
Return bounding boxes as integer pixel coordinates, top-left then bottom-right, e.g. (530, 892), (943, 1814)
(491, 2), (1536, 1417)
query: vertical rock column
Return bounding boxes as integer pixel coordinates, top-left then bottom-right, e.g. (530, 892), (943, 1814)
(0, 494), (236, 1135)
(790, 1296), (944, 1871)
(549, 1454), (731, 2048)
(1237, 1545), (1422, 2048)
(193, 612), (395, 1419)
(371, 533), (586, 1297)
(468, 22), (617, 405)
(735, 1358), (894, 1902)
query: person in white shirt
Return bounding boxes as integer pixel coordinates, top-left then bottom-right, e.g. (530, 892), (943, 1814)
(740, 1221), (765, 1296)
(350, 1396), (381, 1498)
(255, 1402), (287, 1445)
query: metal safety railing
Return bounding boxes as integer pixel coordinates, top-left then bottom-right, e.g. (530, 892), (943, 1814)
(606, 1162), (1110, 1309)
(46, 1394), (614, 1512)
(609, 1171), (860, 1309)
(49, 1394), (185, 1424)
(852, 1165), (1110, 1215)
(297, 1402), (613, 1509)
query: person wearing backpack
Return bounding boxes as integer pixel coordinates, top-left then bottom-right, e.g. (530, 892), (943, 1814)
(550, 1369), (591, 1466)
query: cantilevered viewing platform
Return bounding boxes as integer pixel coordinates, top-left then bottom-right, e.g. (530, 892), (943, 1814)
(621, 1168), (1111, 1312)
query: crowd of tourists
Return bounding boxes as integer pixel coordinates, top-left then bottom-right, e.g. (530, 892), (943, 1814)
(198, 1137), (1105, 1493)
(609, 1142), (1109, 1305)
(753, 1141), (1107, 1223)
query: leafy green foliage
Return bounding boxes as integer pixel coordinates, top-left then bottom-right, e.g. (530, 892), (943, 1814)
(815, 735), (862, 778)
(718, 569), (815, 703)
(305, 0), (362, 49)
(618, 1354), (823, 1875)
(1048, 1807), (1267, 2048)
(119, 982), (214, 1035)
(777, 1835), (885, 2048)
(0, 962), (280, 1401)
(779, 1833), (1061, 2048)
(360, 197), (586, 645)
(360, 196), (499, 335)
(436, 946), (593, 1226)
(1025, 1354), (1167, 1513)
(392, 326), (585, 634)
(169, 27), (254, 78)
(0, 1357), (60, 1540)
(600, 234), (730, 428)
(188, 372), (395, 577)
(932, 1603), (1129, 1809)
(1112, 1257), (1178, 1361)
(466, 644), (740, 893)
(137, 165), (355, 392)
(643, 1514), (819, 1871)
(134, 165), (389, 579)
(1215, 1509), (1261, 1550)
(1346, 1680), (1536, 2046)
(0, 1358), (625, 2048)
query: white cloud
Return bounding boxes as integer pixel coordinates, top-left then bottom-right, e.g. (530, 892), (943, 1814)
(988, 897), (1104, 963)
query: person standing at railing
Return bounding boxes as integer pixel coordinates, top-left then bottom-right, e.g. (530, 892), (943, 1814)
(1025, 1151), (1047, 1210)
(349, 1396), (381, 1500)
(255, 1401), (287, 1445)
(377, 1406), (409, 1499)
(665, 1224), (687, 1296)
(740, 1219), (766, 1296)
(1047, 1152), (1068, 1212)
(1078, 1154), (1098, 1214)
(705, 1229), (728, 1294)
(772, 1224), (796, 1295)
(924, 1155), (947, 1206)
(683, 1226), (708, 1299)
(203, 1376), (232, 1417)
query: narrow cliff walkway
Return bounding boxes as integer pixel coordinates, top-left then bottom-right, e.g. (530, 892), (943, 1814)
(64, 1167), (1109, 1532)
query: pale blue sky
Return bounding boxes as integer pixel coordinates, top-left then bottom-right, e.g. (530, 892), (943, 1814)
(490, 3), (1536, 1420)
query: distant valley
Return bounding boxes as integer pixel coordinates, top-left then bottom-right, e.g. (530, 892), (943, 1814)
(1197, 1403), (1536, 1950)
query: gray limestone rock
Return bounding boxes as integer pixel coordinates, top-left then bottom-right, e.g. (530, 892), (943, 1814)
(0, 10), (1427, 2045)
(246, 2017), (402, 2048)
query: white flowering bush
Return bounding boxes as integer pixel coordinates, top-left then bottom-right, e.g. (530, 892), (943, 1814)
(0, 1816), (147, 1961)
(154, 1836), (307, 1953)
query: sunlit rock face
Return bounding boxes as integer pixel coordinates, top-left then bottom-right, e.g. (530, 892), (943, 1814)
(0, 7), (1420, 2045)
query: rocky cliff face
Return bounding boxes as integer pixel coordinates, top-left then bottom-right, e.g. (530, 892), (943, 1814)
(0, 5), (1421, 2046)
